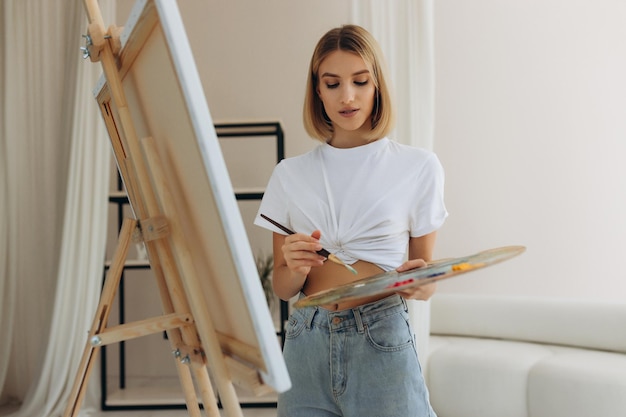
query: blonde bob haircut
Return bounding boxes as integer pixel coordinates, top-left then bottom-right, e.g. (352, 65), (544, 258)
(303, 24), (396, 142)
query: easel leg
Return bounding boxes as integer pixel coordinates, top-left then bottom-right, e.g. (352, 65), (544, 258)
(176, 361), (203, 417)
(63, 218), (137, 417)
(64, 217), (222, 417)
(193, 365), (221, 417)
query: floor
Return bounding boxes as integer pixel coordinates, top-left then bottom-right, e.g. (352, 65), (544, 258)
(0, 373), (279, 417)
(91, 376), (278, 417)
(0, 405), (276, 417)
(90, 409), (276, 417)
(0, 390), (277, 417)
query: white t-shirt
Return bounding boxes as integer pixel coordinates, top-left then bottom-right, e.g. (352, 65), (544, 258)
(254, 137), (448, 271)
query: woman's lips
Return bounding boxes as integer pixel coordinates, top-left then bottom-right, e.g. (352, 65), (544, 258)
(339, 108), (358, 117)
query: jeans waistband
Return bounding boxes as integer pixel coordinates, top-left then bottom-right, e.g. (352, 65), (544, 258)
(297, 293), (407, 334)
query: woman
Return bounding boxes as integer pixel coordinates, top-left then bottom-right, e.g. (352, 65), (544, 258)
(254, 24), (447, 417)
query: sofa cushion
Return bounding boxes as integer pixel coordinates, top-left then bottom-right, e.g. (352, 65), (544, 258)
(528, 346), (626, 417)
(427, 336), (553, 417)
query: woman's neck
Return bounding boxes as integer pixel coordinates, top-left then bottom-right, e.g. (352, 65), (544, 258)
(329, 125), (378, 149)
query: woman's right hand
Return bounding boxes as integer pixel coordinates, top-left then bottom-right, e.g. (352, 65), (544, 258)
(281, 230), (326, 278)
(272, 230), (327, 301)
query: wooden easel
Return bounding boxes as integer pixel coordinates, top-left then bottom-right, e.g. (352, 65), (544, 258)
(63, 2), (252, 417)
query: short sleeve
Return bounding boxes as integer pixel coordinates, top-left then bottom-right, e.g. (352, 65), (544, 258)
(409, 153), (448, 237)
(253, 161), (291, 235)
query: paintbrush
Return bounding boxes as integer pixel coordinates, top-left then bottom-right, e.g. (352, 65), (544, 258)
(260, 214), (357, 275)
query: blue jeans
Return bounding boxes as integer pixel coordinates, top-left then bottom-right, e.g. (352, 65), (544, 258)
(278, 294), (437, 417)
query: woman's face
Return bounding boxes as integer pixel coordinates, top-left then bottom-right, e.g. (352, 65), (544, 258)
(317, 50), (376, 146)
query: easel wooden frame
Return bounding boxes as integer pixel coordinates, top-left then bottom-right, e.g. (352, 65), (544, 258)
(64, 1), (289, 416)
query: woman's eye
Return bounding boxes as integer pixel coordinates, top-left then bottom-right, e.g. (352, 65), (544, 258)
(326, 83), (339, 89)
(354, 80), (369, 86)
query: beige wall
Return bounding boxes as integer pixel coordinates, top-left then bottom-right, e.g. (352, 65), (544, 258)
(114, 0), (626, 302)
(433, 0), (626, 301)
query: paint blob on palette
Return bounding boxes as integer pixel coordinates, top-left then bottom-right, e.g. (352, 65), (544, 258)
(294, 246), (525, 308)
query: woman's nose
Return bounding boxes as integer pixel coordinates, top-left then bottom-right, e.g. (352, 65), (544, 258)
(340, 85), (355, 104)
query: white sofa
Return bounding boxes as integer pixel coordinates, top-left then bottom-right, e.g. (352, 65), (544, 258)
(426, 294), (626, 417)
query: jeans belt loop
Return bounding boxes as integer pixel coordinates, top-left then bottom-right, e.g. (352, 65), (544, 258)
(305, 306), (318, 330)
(352, 308), (365, 334)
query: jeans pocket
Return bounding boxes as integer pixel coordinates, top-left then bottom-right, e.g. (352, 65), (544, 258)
(285, 312), (306, 339)
(365, 312), (414, 352)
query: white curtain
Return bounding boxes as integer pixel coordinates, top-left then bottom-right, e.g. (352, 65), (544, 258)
(1, 0), (114, 415)
(350, 0), (436, 365)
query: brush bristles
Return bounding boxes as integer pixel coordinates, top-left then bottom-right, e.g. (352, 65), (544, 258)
(327, 254), (357, 275)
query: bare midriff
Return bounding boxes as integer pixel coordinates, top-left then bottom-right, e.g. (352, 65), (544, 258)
(302, 259), (388, 311)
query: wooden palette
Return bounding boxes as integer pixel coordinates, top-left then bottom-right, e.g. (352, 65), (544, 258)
(294, 245), (526, 308)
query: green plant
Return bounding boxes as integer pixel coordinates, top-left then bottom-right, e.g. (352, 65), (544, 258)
(255, 253), (274, 307)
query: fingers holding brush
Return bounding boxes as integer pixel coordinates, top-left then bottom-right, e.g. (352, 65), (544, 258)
(272, 231), (326, 300)
(282, 230), (327, 275)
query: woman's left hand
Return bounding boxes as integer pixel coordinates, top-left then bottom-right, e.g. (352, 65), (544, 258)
(394, 259), (437, 301)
